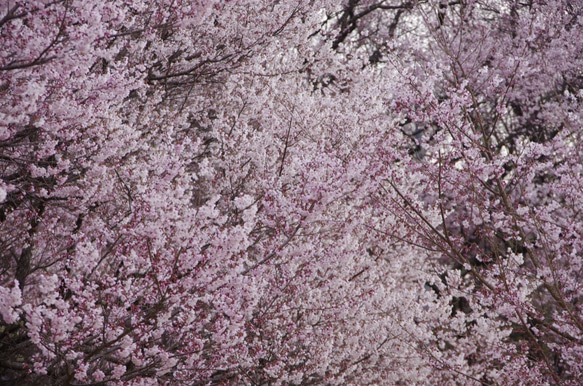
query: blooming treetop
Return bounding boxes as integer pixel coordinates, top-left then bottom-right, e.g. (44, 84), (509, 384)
(0, 0), (582, 384)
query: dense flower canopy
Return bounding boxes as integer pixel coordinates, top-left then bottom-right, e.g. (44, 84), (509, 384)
(1, 0), (582, 384)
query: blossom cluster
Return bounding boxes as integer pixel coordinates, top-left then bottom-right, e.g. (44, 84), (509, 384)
(0, 0), (581, 384)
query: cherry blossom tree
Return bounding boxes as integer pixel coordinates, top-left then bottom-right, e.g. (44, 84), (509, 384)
(1, 0), (582, 384)
(318, 0), (583, 383)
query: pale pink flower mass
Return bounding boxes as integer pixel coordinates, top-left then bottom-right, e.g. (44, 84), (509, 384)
(0, 0), (582, 384)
